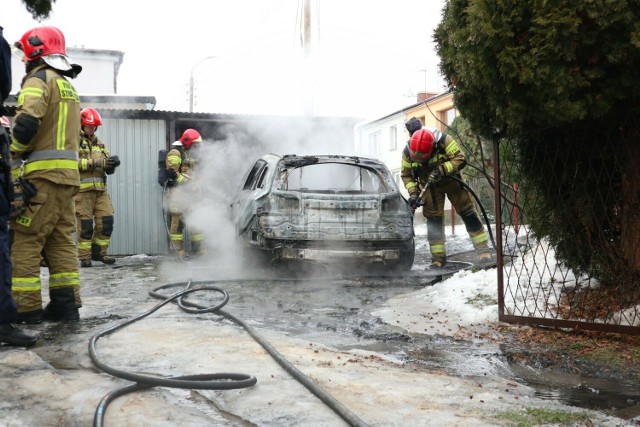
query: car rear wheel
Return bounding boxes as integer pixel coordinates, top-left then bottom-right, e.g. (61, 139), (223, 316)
(391, 238), (415, 272)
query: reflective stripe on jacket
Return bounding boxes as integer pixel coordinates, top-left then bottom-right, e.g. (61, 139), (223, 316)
(10, 65), (80, 186)
(400, 130), (465, 193)
(78, 132), (109, 192)
(166, 148), (195, 184)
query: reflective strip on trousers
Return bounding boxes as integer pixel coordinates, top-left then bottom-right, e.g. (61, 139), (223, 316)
(49, 272), (80, 289)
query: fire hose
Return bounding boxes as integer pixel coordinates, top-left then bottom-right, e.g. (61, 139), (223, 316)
(89, 272), (370, 427)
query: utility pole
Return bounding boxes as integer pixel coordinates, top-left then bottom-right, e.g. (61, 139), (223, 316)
(420, 69), (427, 94)
(302, 0), (315, 116)
(189, 56), (216, 112)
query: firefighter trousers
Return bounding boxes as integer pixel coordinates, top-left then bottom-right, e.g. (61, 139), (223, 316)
(421, 177), (489, 263)
(10, 179), (81, 315)
(75, 190), (115, 261)
(169, 211), (204, 254)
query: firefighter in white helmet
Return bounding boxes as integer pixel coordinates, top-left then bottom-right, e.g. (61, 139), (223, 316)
(165, 128), (205, 258)
(76, 107), (120, 267)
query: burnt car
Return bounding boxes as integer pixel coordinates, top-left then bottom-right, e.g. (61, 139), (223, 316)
(230, 154), (415, 271)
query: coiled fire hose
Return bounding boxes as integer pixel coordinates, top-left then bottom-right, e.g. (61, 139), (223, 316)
(89, 277), (369, 427)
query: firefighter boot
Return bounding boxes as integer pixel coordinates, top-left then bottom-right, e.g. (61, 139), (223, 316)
(431, 255), (447, 269)
(44, 288), (80, 323)
(190, 241), (207, 257)
(0, 324), (38, 347)
(475, 241), (492, 262)
(80, 259), (92, 268)
(15, 309), (44, 324)
(91, 243), (116, 265)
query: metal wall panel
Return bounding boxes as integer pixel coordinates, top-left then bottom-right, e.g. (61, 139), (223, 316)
(99, 119), (168, 255)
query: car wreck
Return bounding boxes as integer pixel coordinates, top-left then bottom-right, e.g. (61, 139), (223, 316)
(230, 153), (415, 271)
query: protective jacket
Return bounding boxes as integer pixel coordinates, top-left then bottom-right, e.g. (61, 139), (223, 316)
(78, 132), (109, 192)
(10, 64), (80, 185)
(400, 128), (466, 196)
(166, 147), (195, 184)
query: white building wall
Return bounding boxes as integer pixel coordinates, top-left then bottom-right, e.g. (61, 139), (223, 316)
(10, 47), (123, 96)
(354, 113), (408, 196)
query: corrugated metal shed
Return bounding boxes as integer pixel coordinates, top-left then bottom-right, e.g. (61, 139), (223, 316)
(101, 118), (167, 255)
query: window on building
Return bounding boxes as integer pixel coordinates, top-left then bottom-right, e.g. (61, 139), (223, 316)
(440, 108), (457, 129)
(369, 131), (381, 155)
(389, 126), (397, 151)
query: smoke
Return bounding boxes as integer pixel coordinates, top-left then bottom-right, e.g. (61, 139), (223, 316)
(172, 117), (361, 276)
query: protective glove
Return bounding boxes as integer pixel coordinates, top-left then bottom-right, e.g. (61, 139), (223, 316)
(104, 156), (120, 174)
(167, 168), (178, 180)
(107, 155), (121, 168)
(428, 168), (442, 185)
(408, 192), (419, 213)
(9, 178), (38, 219)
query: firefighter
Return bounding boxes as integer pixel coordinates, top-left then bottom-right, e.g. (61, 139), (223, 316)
(10, 26), (83, 323)
(405, 116), (422, 139)
(76, 107), (120, 267)
(0, 25), (38, 345)
(165, 128), (205, 258)
(401, 123), (491, 268)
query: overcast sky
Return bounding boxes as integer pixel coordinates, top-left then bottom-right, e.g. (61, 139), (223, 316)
(4, 0), (446, 119)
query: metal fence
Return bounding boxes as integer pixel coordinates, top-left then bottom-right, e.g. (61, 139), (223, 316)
(494, 135), (640, 335)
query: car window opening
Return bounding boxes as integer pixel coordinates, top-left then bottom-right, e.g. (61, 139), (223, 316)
(280, 163), (385, 194)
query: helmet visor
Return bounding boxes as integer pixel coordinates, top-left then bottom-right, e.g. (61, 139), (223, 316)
(42, 53), (74, 71)
(11, 43), (25, 60)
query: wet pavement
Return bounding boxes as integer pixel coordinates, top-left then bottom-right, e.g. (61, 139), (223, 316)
(0, 246), (637, 426)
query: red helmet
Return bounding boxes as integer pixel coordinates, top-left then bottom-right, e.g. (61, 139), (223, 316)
(15, 26), (81, 75)
(16, 26), (67, 61)
(179, 129), (202, 149)
(409, 129), (435, 161)
(81, 107), (102, 127)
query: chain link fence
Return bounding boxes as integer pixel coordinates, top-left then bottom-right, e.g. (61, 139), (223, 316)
(494, 130), (640, 334)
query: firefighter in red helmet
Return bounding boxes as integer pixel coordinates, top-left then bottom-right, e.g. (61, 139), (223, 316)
(165, 128), (205, 258)
(401, 120), (491, 268)
(76, 107), (120, 267)
(10, 26), (83, 323)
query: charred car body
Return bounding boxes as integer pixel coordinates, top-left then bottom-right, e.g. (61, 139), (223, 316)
(230, 154), (415, 271)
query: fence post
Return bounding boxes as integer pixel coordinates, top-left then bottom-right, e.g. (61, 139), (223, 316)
(513, 183), (519, 234)
(451, 207), (456, 235)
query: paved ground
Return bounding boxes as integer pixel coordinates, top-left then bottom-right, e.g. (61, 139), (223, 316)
(0, 254), (632, 427)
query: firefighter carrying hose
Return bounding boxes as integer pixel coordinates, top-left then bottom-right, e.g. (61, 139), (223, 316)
(165, 128), (205, 258)
(10, 26), (83, 323)
(401, 117), (491, 268)
(76, 107), (120, 267)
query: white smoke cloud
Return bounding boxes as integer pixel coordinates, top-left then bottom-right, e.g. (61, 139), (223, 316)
(174, 117), (361, 273)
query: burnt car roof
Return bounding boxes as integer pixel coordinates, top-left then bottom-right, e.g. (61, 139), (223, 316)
(280, 154), (385, 168)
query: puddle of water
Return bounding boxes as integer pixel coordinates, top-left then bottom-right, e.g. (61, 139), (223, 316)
(510, 364), (640, 417)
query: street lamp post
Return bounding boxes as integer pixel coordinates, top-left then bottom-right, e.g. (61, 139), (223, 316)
(189, 56), (216, 112)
